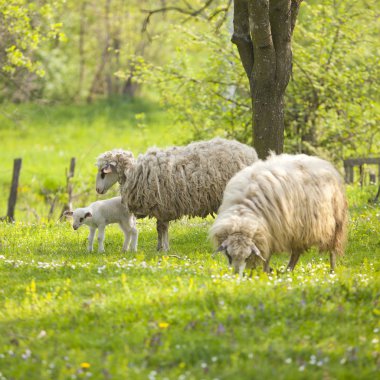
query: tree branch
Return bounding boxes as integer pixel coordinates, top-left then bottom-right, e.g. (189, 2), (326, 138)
(231, 0), (254, 81)
(210, 0), (233, 30)
(142, 0), (215, 32)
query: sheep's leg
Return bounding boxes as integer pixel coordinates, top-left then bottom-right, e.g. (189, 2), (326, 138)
(162, 223), (169, 251)
(263, 255), (272, 273)
(97, 225), (106, 253)
(88, 227), (96, 252)
(157, 220), (169, 251)
(329, 251), (336, 273)
(156, 220), (162, 251)
(287, 250), (302, 271)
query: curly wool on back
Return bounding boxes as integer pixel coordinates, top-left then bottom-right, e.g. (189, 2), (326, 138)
(209, 153), (348, 274)
(96, 138), (258, 250)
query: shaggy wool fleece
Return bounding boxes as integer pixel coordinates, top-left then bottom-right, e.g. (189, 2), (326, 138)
(120, 138), (258, 220)
(209, 153), (348, 273)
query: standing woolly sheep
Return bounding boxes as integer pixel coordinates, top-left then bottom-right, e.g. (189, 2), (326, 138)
(64, 197), (138, 253)
(95, 138), (258, 251)
(209, 153), (348, 275)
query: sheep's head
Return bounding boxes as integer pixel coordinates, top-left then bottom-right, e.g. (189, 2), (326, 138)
(96, 150), (134, 194)
(214, 234), (266, 276)
(63, 209), (92, 230)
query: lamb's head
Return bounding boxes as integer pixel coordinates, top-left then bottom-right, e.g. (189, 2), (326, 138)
(214, 233), (266, 276)
(63, 208), (92, 230)
(96, 149), (134, 194)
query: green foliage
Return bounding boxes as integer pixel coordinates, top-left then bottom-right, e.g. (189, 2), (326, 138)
(136, 18), (252, 144)
(1, 0), (377, 159)
(0, 0), (65, 100)
(0, 186), (379, 379)
(286, 0), (380, 159)
(137, 0), (379, 160)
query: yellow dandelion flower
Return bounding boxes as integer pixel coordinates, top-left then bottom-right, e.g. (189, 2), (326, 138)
(158, 322), (170, 329)
(80, 362), (91, 369)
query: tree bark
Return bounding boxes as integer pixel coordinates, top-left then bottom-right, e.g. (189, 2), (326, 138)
(232, 0), (302, 158)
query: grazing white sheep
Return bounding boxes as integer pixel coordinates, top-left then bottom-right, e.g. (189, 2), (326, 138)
(209, 153), (348, 275)
(64, 197), (138, 253)
(95, 138), (258, 251)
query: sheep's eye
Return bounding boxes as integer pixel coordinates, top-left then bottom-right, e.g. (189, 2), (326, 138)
(101, 172), (106, 179)
(79, 218), (84, 222)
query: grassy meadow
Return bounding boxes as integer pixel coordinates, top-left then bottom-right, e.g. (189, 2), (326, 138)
(0, 100), (379, 379)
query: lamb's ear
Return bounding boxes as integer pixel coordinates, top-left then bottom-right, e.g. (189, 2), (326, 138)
(102, 165), (112, 174)
(63, 211), (73, 217)
(251, 243), (266, 262)
(212, 240), (228, 258)
(84, 211), (92, 218)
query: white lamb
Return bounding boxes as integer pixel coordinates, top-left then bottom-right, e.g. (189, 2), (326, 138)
(64, 196), (138, 253)
(95, 138), (258, 251)
(209, 153), (348, 275)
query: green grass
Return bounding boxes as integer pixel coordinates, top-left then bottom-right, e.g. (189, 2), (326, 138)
(0, 194), (379, 380)
(0, 101), (379, 379)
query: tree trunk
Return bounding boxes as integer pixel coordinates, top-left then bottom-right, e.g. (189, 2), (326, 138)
(252, 90), (285, 158)
(87, 0), (111, 103)
(232, 0), (302, 159)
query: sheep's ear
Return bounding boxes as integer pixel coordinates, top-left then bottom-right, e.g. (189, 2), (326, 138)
(63, 211), (73, 217)
(84, 212), (92, 218)
(251, 243), (266, 262)
(102, 165), (113, 174)
(212, 240), (227, 258)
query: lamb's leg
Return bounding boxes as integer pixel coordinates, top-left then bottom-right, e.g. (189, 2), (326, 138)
(129, 226), (138, 252)
(157, 220), (169, 251)
(287, 250), (302, 271)
(88, 227), (96, 252)
(119, 222), (132, 252)
(97, 224), (106, 253)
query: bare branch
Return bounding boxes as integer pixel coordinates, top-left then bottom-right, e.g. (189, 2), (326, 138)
(210, 0), (233, 30)
(231, 0), (254, 81)
(142, 0), (215, 32)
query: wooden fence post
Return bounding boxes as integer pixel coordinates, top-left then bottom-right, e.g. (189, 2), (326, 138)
(60, 157), (76, 218)
(7, 158), (22, 222)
